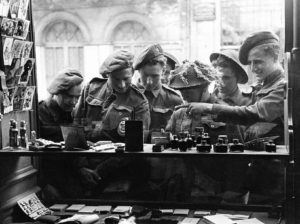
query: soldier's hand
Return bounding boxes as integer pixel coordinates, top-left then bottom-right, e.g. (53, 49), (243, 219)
(186, 103), (213, 117)
(79, 167), (101, 187)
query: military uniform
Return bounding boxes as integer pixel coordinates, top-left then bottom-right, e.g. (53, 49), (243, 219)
(134, 44), (183, 131)
(73, 50), (151, 198)
(136, 83), (183, 131)
(39, 97), (73, 142)
(74, 78), (150, 142)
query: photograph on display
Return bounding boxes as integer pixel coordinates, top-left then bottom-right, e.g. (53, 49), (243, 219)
(22, 86), (35, 110)
(1, 0), (11, 17)
(1, 18), (16, 36)
(11, 39), (24, 58)
(13, 19), (30, 39)
(2, 36), (14, 65)
(5, 57), (21, 87)
(9, 0), (20, 18)
(12, 85), (26, 111)
(3, 87), (16, 113)
(17, 0), (28, 20)
(17, 58), (35, 86)
(20, 41), (32, 58)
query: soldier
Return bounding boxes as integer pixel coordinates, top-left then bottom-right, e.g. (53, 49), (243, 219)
(38, 68), (84, 199)
(134, 44), (183, 133)
(184, 31), (286, 144)
(73, 49), (150, 142)
(210, 49), (252, 107)
(73, 50), (150, 197)
(39, 68), (84, 142)
(165, 60), (216, 135)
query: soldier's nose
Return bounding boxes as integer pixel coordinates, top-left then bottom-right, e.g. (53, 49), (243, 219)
(147, 77), (153, 85)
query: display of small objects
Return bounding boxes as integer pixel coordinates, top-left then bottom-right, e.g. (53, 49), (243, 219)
(229, 139), (244, 152)
(214, 138), (228, 153)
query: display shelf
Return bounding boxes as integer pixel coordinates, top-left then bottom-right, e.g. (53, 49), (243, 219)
(0, 144), (289, 159)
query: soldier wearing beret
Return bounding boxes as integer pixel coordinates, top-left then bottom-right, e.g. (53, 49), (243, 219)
(72, 50), (150, 197)
(38, 68), (84, 198)
(73, 49), (150, 142)
(39, 68), (84, 142)
(134, 44), (183, 133)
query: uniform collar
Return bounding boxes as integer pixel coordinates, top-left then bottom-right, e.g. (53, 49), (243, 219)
(137, 83), (162, 98)
(217, 87), (243, 105)
(262, 68), (284, 88)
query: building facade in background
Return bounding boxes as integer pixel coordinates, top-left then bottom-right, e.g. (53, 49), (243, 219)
(32, 0), (283, 99)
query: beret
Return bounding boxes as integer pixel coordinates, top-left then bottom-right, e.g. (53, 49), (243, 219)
(47, 68), (83, 95)
(239, 31), (279, 65)
(164, 52), (179, 70)
(133, 44), (164, 70)
(210, 50), (248, 84)
(99, 50), (134, 75)
(169, 60), (216, 90)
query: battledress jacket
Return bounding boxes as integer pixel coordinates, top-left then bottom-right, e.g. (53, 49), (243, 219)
(73, 78), (150, 142)
(38, 96), (73, 142)
(212, 69), (286, 143)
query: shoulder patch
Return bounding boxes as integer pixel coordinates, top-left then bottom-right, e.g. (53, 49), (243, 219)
(162, 84), (181, 97)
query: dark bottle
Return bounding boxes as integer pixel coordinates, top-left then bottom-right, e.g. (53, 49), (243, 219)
(195, 127), (204, 144)
(218, 135), (228, 144)
(186, 134), (194, 149)
(202, 132), (211, 145)
(191, 134), (196, 147)
(171, 135), (179, 150)
(178, 138), (188, 152)
(19, 121), (28, 148)
(9, 120), (18, 148)
(196, 139), (211, 153)
(229, 139), (244, 152)
(265, 140), (276, 152)
(214, 138), (228, 153)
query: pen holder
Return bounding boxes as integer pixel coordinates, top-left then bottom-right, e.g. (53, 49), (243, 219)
(125, 120), (144, 152)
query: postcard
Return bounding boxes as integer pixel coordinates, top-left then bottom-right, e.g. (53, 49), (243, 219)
(11, 39), (24, 58)
(1, 0), (10, 17)
(13, 18), (30, 39)
(3, 36), (14, 65)
(5, 57), (22, 87)
(20, 40), (32, 58)
(12, 85), (26, 110)
(17, 0), (29, 19)
(17, 58), (34, 85)
(1, 17), (16, 36)
(9, 0), (19, 18)
(22, 86), (35, 110)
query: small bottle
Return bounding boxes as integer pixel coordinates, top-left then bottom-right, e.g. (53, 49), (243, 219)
(196, 139), (211, 153)
(265, 140), (276, 152)
(214, 138), (228, 153)
(229, 139), (244, 152)
(186, 134), (194, 149)
(178, 137), (188, 152)
(195, 127), (204, 144)
(9, 120), (18, 148)
(202, 132), (211, 145)
(218, 135), (228, 144)
(19, 121), (28, 148)
(190, 134), (196, 147)
(171, 135), (179, 150)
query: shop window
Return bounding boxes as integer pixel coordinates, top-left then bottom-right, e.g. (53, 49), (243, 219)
(44, 21), (84, 82)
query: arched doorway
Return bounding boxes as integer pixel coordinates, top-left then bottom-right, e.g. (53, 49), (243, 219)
(43, 20), (85, 82)
(112, 20), (154, 54)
